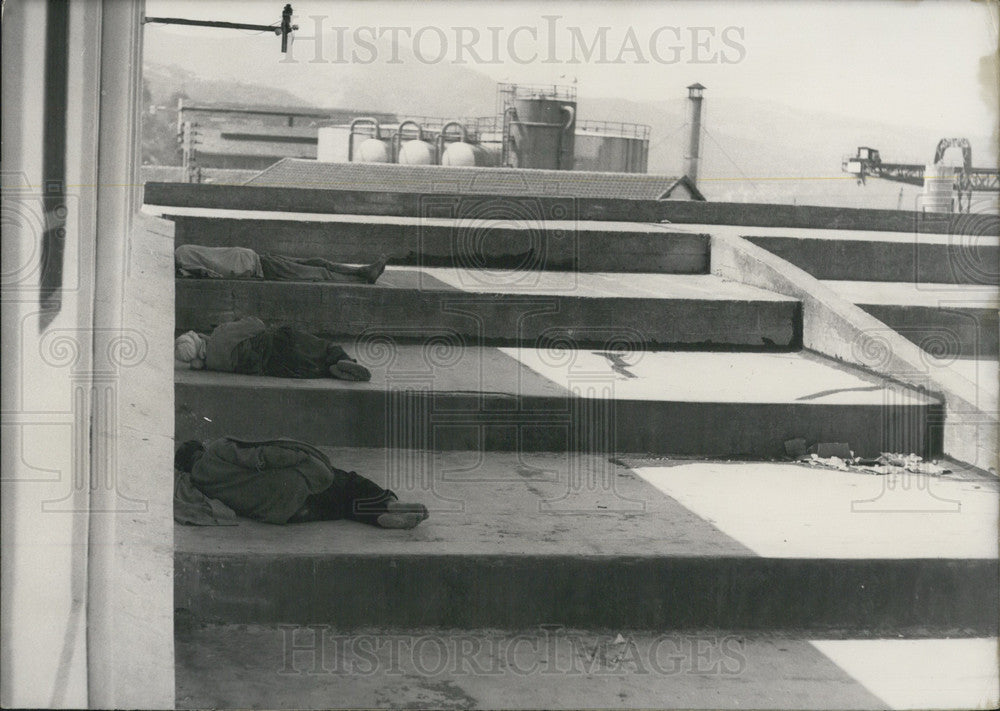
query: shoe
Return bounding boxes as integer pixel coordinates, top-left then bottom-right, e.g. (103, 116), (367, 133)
(362, 255), (388, 284)
(376, 511), (426, 529)
(329, 361), (372, 381)
(386, 501), (429, 520)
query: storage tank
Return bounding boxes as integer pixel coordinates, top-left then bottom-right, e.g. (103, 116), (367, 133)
(348, 118), (391, 163)
(397, 139), (435, 165)
(573, 131), (649, 173)
(920, 163), (955, 212)
(441, 141), (503, 167)
(508, 95), (576, 170)
(354, 138), (391, 163)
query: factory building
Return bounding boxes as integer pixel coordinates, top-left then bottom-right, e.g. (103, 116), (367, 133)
(178, 84), (653, 180)
(176, 100), (398, 173)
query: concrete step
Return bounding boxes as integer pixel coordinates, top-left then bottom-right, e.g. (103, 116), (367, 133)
(742, 229), (1000, 285)
(154, 206), (710, 273)
(145, 182), (663, 222)
(175, 348), (941, 457)
(175, 625), (999, 710)
(658, 197), (1000, 236)
(174, 449), (997, 635)
(176, 270), (800, 350)
(666, 223), (999, 285)
(823, 280), (998, 359)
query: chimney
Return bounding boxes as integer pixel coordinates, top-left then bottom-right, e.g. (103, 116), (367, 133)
(685, 83), (705, 187)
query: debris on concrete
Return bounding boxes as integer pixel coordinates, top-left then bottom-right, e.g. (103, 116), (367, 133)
(796, 451), (951, 476)
(814, 442), (852, 459)
(784, 438), (808, 458)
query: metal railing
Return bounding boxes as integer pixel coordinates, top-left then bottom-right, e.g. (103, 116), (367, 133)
(575, 119), (650, 140)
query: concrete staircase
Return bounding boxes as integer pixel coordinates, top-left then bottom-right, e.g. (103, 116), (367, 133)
(150, 183), (998, 709)
(164, 202), (944, 459)
(727, 224), (999, 361)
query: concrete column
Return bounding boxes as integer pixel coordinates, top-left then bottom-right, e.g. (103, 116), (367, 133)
(86, 0), (176, 708)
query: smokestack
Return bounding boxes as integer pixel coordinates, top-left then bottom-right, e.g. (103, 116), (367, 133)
(685, 83), (705, 186)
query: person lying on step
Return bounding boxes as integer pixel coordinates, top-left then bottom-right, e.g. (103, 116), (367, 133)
(174, 316), (371, 381)
(175, 244), (387, 284)
(174, 438), (428, 529)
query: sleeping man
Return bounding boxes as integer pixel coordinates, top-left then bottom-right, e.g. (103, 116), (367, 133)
(175, 316), (371, 381)
(175, 244), (387, 284)
(175, 437), (428, 529)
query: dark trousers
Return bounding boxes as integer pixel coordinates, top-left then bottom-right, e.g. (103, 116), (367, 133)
(287, 469), (397, 526)
(259, 254), (369, 283)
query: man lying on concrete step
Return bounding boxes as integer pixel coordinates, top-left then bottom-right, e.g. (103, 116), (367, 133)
(175, 316), (371, 381)
(175, 244), (387, 284)
(175, 438), (429, 529)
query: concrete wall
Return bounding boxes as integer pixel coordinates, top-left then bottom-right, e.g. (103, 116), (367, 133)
(1, 1), (175, 707)
(169, 216), (710, 274)
(174, 279), (799, 349)
(660, 200), (1000, 235)
(144, 182), (664, 222)
(147, 182), (1000, 236)
(744, 235), (1000, 285)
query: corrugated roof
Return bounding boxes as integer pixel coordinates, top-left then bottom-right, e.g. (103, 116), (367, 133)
(244, 159), (703, 200)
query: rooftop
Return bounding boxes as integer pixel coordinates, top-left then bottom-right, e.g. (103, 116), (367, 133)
(244, 159), (704, 200)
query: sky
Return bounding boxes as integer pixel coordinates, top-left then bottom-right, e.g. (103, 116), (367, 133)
(144, 0), (998, 136)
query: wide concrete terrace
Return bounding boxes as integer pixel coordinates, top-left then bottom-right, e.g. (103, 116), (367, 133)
(151, 179), (998, 709)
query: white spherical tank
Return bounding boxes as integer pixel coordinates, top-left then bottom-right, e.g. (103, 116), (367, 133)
(354, 138), (391, 163)
(397, 140), (435, 165)
(441, 142), (502, 167)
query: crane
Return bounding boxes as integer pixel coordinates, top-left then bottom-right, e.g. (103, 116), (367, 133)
(842, 138), (999, 212)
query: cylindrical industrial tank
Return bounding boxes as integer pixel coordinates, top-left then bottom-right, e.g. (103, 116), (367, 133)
(572, 127), (649, 173)
(441, 141), (503, 167)
(510, 96), (576, 170)
(397, 140), (435, 165)
(354, 138), (391, 163)
(921, 163), (955, 212)
(317, 126), (352, 162)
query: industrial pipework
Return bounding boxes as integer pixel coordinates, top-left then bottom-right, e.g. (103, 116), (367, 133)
(347, 117), (387, 162)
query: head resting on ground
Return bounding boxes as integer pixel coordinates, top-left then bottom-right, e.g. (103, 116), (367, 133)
(174, 440), (206, 473)
(174, 331), (207, 369)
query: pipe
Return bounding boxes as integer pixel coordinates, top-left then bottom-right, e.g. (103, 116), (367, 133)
(436, 121), (468, 164)
(561, 104), (575, 131)
(347, 117), (381, 161)
(392, 120), (423, 161)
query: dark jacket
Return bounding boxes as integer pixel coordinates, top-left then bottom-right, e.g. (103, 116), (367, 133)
(190, 437), (336, 524)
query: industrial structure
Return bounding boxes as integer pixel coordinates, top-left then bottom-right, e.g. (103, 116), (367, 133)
(178, 83), (652, 180)
(842, 137), (1000, 213)
(176, 100), (398, 176)
(684, 83), (705, 186)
